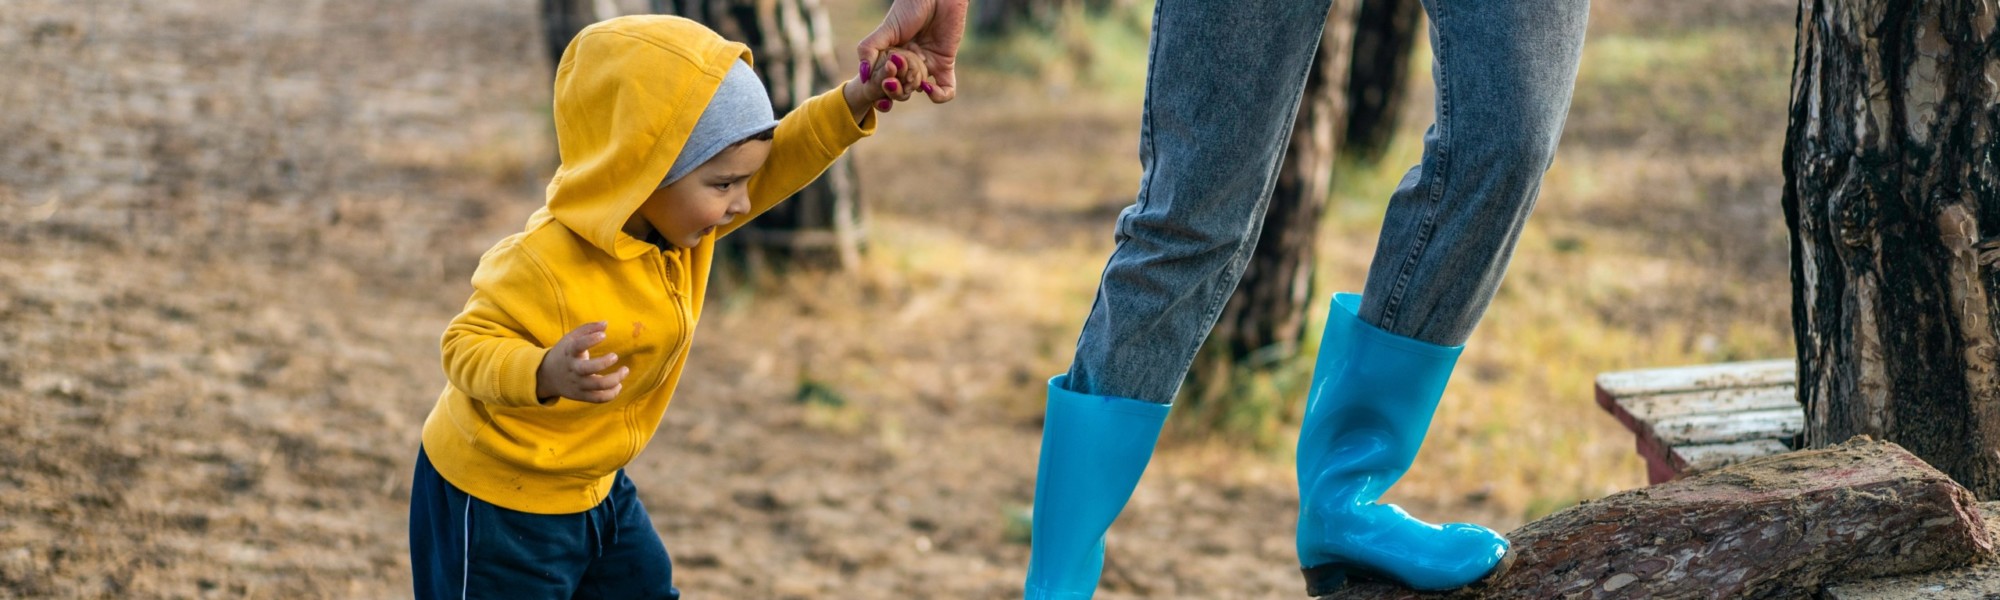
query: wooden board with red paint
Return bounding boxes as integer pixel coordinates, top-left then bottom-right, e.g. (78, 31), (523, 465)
(1594, 359), (1802, 484)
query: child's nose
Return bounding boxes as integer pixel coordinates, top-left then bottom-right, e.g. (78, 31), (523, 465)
(728, 192), (750, 217)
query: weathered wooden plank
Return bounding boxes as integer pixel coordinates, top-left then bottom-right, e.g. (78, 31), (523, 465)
(1595, 360), (1804, 484)
(1329, 439), (1997, 600)
(1671, 439), (1795, 472)
(1820, 502), (2000, 600)
(1650, 407), (1804, 447)
(1619, 384), (1798, 424)
(1593, 359), (1794, 399)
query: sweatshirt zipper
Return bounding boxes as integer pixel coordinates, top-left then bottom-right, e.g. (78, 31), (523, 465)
(622, 248), (694, 467)
(658, 248), (691, 390)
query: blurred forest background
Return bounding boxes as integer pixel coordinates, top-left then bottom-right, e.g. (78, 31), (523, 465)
(0, 0), (1796, 596)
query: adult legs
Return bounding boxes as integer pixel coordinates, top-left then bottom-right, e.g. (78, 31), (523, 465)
(1026, 0), (1336, 597)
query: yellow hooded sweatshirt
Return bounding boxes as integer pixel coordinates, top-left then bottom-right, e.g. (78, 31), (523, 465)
(420, 16), (874, 514)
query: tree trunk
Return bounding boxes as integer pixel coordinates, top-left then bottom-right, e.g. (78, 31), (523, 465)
(541, 0), (599, 76)
(973, 0), (1060, 34)
(1785, 0), (2000, 499)
(1180, 0), (1358, 437)
(973, 0), (1118, 34)
(1340, 0), (1422, 163)
(662, 0), (865, 270)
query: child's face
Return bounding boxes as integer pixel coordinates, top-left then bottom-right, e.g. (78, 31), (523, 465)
(633, 139), (772, 248)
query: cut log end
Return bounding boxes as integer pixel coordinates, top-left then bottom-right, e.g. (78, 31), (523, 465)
(1821, 501), (2000, 599)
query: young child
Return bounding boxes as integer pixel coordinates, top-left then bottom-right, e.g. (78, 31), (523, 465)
(407, 15), (930, 599)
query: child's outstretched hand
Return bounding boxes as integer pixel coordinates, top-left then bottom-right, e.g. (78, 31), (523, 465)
(868, 47), (931, 112)
(842, 46), (930, 121)
(535, 321), (628, 405)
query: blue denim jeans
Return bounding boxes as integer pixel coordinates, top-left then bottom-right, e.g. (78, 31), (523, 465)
(1065, 0), (1590, 404)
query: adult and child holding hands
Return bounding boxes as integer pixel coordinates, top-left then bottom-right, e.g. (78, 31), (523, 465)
(408, 0), (1586, 596)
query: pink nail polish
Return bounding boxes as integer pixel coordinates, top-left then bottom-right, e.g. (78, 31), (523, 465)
(920, 82), (934, 94)
(885, 79), (899, 93)
(890, 54), (905, 69)
(860, 61), (871, 83)
(876, 99), (892, 111)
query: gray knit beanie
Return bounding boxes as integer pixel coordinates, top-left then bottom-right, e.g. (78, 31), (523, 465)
(662, 59), (779, 188)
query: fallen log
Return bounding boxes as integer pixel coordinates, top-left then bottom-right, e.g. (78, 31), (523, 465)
(1820, 501), (2000, 599)
(1329, 438), (1995, 599)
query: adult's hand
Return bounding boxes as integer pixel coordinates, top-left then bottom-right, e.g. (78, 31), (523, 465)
(856, 0), (967, 103)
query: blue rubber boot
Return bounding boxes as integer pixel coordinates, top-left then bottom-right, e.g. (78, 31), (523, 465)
(1294, 294), (1509, 595)
(1024, 375), (1170, 600)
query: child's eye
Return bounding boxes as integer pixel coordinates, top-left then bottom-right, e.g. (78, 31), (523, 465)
(713, 182), (732, 191)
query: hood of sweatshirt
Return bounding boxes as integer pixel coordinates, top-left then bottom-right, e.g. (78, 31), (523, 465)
(545, 16), (753, 261)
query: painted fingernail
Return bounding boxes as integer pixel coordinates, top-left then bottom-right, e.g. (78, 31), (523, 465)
(884, 79), (899, 93)
(860, 61), (871, 83)
(890, 54), (904, 69)
(920, 82), (934, 94)
(876, 99), (892, 111)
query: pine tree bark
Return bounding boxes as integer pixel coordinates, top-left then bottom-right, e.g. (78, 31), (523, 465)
(973, 0), (1060, 34)
(1341, 0), (1421, 163)
(973, 0), (1119, 34)
(1785, 0), (2000, 499)
(541, 0), (599, 76)
(662, 0), (865, 269)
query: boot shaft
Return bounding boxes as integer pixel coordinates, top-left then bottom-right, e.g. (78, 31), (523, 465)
(1025, 375), (1170, 599)
(1297, 294), (1463, 499)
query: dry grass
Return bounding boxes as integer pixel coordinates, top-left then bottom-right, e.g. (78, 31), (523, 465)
(0, 0), (1799, 596)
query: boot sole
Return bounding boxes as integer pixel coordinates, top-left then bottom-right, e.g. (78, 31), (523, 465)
(1301, 547), (1514, 597)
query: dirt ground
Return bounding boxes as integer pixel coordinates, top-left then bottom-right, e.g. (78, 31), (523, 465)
(0, 0), (1798, 597)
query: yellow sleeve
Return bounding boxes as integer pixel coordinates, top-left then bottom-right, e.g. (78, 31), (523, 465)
(718, 85), (877, 237)
(440, 237), (560, 409)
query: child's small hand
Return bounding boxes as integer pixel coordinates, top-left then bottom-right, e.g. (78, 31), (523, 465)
(843, 46), (930, 119)
(535, 321), (628, 405)
(868, 47), (931, 111)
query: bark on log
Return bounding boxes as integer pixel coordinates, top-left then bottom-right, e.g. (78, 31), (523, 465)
(1822, 501), (2000, 600)
(1330, 439), (1995, 599)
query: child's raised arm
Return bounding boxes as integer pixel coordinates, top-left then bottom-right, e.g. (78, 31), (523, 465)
(718, 47), (930, 238)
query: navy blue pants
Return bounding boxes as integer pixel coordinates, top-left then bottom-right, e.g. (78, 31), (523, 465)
(408, 447), (680, 599)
